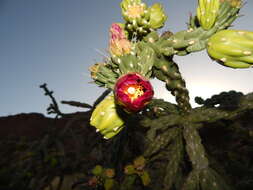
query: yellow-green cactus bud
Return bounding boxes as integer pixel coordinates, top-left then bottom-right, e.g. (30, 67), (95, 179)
(139, 171), (151, 186)
(120, 0), (167, 36)
(92, 165), (103, 176)
(220, 0), (242, 8)
(104, 168), (115, 178)
(89, 63), (100, 80)
(90, 95), (124, 139)
(148, 3), (167, 29)
(197, 0), (220, 30)
(230, 0), (242, 8)
(121, 0), (146, 20)
(133, 156), (146, 170)
(124, 164), (136, 175)
(207, 29), (253, 68)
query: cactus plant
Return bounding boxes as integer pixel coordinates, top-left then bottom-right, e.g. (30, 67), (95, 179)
(13, 0), (252, 189)
(87, 0), (253, 189)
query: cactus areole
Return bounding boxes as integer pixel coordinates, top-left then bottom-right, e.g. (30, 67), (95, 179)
(114, 73), (154, 112)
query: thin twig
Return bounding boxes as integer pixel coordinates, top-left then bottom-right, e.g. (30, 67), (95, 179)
(40, 83), (65, 117)
(61, 101), (93, 109)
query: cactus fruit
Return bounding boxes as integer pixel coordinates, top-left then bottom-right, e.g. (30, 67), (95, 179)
(196, 0), (220, 30)
(120, 0), (167, 37)
(114, 73), (154, 112)
(207, 29), (253, 68)
(90, 95), (124, 139)
(109, 23), (132, 56)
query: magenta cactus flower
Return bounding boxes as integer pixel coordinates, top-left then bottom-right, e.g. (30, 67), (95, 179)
(114, 73), (154, 112)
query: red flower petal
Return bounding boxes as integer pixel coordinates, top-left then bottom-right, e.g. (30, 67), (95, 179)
(114, 73), (154, 112)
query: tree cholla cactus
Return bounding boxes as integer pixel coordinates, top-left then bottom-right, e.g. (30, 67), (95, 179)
(86, 0), (253, 189)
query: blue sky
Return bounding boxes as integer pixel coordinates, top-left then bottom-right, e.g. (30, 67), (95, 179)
(0, 0), (252, 116)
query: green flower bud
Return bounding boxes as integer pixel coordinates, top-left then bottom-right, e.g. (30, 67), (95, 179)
(207, 29), (253, 68)
(230, 0), (242, 8)
(148, 3), (167, 29)
(133, 156), (146, 170)
(120, 0), (167, 37)
(92, 165), (103, 176)
(220, 0), (242, 8)
(90, 95), (124, 139)
(139, 171), (151, 186)
(104, 168), (115, 178)
(121, 0), (146, 20)
(124, 164), (136, 175)
(196, 0), (220, 30)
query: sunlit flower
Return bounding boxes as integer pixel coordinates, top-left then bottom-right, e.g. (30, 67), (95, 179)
(114, 73), (154, 112)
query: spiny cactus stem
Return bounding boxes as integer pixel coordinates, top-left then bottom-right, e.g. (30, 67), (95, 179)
(164, 59), (192, 114)
(183, 123), (209, 170)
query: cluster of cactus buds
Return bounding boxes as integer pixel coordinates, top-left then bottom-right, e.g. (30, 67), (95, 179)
(90, 95), (124, 139)
(114, 73), (154, 112)
(207, 30), (253, 68)
(109, 23), (132, 56)
(124, 156), (151, 186)
(120, 0), (167, 37)
(196, 0), (220, 30)
(90, 165), (116, 190)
